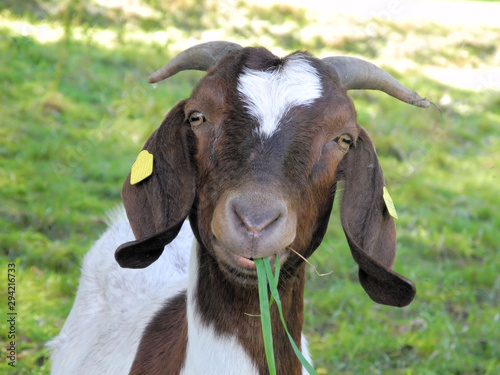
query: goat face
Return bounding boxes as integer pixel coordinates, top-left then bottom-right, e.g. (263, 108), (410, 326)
(116, 43), (424, 307)
(187, 49), (356, 285)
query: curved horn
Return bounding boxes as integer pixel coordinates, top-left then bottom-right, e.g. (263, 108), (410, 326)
(148, 41), (243, 84)
(323, 56), (430, 108)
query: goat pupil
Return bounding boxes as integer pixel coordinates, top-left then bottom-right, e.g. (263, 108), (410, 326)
(339, 135), (352, 147)
(190, 113), (205, 126)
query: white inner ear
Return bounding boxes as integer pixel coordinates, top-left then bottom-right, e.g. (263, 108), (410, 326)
(237, 55), (323, 137)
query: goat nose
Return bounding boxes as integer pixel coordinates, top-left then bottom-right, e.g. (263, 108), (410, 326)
(230, 196), (287, 235)
(233, 204), (281, 234)
(211, 190), (297, 259)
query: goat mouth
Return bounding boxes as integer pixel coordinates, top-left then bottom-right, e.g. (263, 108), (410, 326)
(228, 247), (289, 270)
(215, 245), (290, 286)
(233, 254), (257, 269)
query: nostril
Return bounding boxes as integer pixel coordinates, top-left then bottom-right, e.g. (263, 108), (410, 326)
(243, 212), (280, 234)
(231, 201), (284, 235)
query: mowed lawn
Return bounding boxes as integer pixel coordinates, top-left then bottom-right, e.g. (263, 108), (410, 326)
(1, 2), (499, 374)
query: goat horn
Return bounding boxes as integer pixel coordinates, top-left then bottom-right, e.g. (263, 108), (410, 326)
(323, 56), (430, 108)
(148, 41), (243, 84)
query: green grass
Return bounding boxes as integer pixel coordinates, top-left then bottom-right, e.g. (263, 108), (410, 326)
(256, 256), (318, 375)
(1, 2), (499, 374)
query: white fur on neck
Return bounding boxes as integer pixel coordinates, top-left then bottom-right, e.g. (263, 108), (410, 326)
(237, 55), (322, 137)
(182, 241), (258, 375)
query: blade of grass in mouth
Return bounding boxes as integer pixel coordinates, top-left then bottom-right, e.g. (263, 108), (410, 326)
(255, 257), (318, 375)
(255, 257), (276, 375)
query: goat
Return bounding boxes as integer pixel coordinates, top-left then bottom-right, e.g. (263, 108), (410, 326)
(50, 41), (429, 375)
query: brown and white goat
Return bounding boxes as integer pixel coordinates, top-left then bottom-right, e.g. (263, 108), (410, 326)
(50, 41), (429, 375)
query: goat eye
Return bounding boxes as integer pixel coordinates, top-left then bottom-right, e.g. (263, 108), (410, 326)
(337, 134), (352, 150)
(189, 112), (206, 127)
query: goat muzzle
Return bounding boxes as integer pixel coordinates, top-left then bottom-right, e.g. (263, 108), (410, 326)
(211, 188), (297, 275)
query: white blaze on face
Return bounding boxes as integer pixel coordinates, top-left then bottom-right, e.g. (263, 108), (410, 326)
(237, 55), (323, 137)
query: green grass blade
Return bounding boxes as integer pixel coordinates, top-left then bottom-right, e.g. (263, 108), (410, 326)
(263, 258), (319, 375)
(255, 258), (277, 375)
(267, 254), (280, 306)
(273, 254), (280, 285)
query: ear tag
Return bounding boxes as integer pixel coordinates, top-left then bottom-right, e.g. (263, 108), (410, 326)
(130, 150), (154, 185)
(383, 187), (398, 220)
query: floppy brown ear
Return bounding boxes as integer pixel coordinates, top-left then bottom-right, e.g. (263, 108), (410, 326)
(115, 100), (196, 269)
(337, 127), (416, 307)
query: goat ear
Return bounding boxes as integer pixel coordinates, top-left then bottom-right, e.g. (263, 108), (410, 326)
(115, 100), (196, 269)
(337, 127), (416, 307)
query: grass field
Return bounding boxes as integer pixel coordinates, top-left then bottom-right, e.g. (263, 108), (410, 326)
(1, 1), (499, 374)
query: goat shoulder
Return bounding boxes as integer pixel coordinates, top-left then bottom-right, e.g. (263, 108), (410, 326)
(49, 207), (193, 375)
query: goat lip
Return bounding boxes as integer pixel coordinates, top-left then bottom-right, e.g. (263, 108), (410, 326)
(232, 254), (256, 269)
(227, 247), (290, 273)
(212, 241), (290, 285)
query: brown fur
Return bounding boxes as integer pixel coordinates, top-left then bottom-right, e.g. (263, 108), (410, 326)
(129, 292), (188, 374)
(115, 46), (416, 374)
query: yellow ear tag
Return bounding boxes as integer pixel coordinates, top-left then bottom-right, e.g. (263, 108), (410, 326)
(130, 150), (153, 185)
(383, 186), (398, 220)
